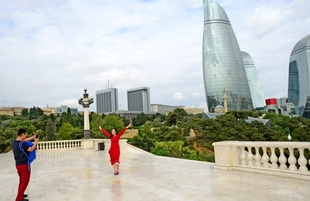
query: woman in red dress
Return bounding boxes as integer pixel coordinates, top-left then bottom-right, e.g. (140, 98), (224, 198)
(99, 123), (132, 175)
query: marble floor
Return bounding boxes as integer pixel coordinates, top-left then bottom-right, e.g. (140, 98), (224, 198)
(1, 145), (309, 201)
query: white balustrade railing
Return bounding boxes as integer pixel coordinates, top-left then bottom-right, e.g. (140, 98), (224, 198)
(212, 141), (310, 180)
(36, 139), (128, 151)
(37, 140), (82, 150)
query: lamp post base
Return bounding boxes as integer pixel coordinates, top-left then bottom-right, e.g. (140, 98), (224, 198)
(83, 130), (92, 139)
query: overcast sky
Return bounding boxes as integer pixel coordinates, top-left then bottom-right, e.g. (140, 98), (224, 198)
(0, 0), (309, 112)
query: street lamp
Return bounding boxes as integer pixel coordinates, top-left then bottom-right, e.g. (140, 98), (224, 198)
(78, 86), (94, 139)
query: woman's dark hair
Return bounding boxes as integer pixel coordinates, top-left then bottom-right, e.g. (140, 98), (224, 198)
(110, 128), (118, 138)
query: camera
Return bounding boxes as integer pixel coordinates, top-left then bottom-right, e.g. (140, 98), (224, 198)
(35, 135), (38, 139)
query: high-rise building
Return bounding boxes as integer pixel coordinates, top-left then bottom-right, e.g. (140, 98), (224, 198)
(202, 0), (253, 112)
(127, 87), (150, 112)
(288, 34), (310, 118)
(96, 88), (118, 114)
(241, 51), (265, 108)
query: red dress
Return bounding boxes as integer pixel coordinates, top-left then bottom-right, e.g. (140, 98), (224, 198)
(100, 128), (127, 165)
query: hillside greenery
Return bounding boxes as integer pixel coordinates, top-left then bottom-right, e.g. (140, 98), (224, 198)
(1, 107), (310, 163)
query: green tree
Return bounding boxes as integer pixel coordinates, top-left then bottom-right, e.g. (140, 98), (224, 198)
(10, 120), (37, 134)
(90, 113), (104, 138)
(49, 114), (56, 121)
(21, 108), (29, 117)
(128, 122), (155, 152)
(59, 122), (74, 140)
(102, 114), (125, 134)
(166, 108), (188, 126)
(132, 112), (149, 126)
(45, 119), (57, 140)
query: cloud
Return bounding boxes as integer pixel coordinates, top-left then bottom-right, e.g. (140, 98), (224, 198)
(173, 92), (185, 100)
(0, 0), (309, 111)
(57, 99), (80, 108)
(192, 92), (202, 98)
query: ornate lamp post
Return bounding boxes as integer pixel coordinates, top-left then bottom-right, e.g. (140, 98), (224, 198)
(78, 86), (94, 139)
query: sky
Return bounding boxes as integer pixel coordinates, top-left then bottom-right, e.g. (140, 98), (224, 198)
(0, 0), (309, 112)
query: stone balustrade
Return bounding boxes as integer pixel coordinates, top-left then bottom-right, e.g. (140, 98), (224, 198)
(213, 141), (310, 180)
(37, 139), (128, 151)
(37, 140), (82, 150)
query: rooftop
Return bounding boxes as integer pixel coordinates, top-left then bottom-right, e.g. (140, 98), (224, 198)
(1, 145), (309, 201)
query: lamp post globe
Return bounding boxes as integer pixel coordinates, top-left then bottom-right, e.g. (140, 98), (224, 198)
(78, 87), (94, 139)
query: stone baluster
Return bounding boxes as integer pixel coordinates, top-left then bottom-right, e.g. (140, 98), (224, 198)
(270, 147), (278, 169)
(298, 148), (308, 172)
(262, 147), (269, 168)
(288, 148), (297, 171)
(278, 148), (287, 170)
(247, 147), (254, 166)
(240, 146), (247, 165)
(254, 146), (261, 167)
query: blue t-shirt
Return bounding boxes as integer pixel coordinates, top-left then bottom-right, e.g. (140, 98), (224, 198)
(12, 139), (29, 165)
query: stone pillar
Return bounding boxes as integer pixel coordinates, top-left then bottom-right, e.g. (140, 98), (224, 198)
(212, 141), (239, 170)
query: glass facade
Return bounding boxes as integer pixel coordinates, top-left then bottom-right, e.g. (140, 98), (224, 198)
(127, 87), (151, 112)
(202, 0), (253, 112)
(241, 51), (265, 108)
(288, 34), (310, 118)
(96, 88), (118, 114)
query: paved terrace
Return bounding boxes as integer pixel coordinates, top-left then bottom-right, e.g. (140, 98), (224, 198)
(1, 145), (309, 201)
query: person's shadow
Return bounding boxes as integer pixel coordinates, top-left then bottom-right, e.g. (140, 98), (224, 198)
(112, 177), (122, 201)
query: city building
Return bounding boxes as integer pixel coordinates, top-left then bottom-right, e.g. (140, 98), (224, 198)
(151, 104), (178, 115)
(96, 88), (118, 114)
(202, 0), (253, 112)
(127, 87), (151, 112)
(42, 106), (57, 115)
(264, 98), (296, 117)
(241, 51), (265, 108)
(288, 34), (310, 118)
(0, 107), (25, 116)
(56, 105), (78, 116)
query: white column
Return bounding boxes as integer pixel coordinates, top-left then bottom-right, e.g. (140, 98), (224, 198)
(254, 146), (261, 167)
(278, 148), (287, 170)
(288, 148), (297, 171)
(84, 107), (90, 130)
(270, 147), (278, 169)
(298, 148), (308, 172)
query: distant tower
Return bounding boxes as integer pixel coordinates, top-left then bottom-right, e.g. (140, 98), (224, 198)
(288, 34), (310, 118)
(223, 90), (228, 113)
(96, 88), (118, 114)
(127, 87), (151, 112)
(202, 0), (253, 112)
(241, 51), (265, 108)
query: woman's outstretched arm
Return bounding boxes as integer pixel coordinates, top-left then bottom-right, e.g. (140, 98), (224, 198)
(118, 123), (133, 137)
(99, 126), (111, 138)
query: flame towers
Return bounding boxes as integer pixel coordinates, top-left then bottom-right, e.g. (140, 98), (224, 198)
(202, 0), (253, 112)
(288, 34), (310, 118)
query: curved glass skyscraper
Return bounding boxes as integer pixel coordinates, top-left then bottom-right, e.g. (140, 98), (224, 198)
(241, 51), (265, 108)
(202, 0), (253, 112)
(288, 34), (310, 118)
